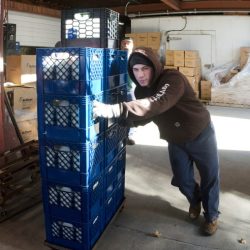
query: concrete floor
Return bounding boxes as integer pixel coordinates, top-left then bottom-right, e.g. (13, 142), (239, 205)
(0, 105), (250, 250)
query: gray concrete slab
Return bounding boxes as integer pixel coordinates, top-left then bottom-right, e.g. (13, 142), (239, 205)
(0, 105), (250, 250)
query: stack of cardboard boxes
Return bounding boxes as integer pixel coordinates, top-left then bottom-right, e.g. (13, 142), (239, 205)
(5, 55), (38, 143)
(125, 32), (161, 54)
(165, 49), (211, 101)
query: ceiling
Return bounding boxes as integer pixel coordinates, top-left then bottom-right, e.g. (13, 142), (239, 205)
(11, 0), (250, 16)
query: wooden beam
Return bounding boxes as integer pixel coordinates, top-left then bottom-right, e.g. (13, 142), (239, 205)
(113, 1), (250, 15)
(112, 3), (168, 15)
(7, 1), (61, 18)
(161, 0), (180, 11)
(180, 1), (250, 10)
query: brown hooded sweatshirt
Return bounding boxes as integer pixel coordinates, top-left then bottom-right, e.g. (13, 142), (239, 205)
(120, 47), (211, 144)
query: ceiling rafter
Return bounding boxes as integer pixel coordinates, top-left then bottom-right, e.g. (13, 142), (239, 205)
(6, 0), (250, 15)
(161, 0), (180, 11)
(113, 3), (169, 14)
(180, 1), (250, 10)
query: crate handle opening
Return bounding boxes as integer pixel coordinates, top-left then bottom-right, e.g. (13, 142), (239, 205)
(53, 99), (70, 107)
(54, 145), (70, 152)
(51, 52), (70, 60)
(74, 12), (90, 21)
(62, 222), (74, 228)
(92, 54), (100, 61)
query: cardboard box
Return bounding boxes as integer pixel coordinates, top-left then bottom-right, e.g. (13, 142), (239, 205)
(179, 66), (201, 77)
(125, 33), (136, 40)
(174, 50), (185, 67)
(5, 85), (37, 120)
(186, 76), (199, 91)
(185, 50), (199, 59)
(6, 55), (36, 85)
(200, 80), (212, 100)
(135, 33), (148, 47)
(17, 119), (38, 143)
(164, 65), (178, 70)
(185, 57), (201, 68)
(240, 47), (250, 69)
(165, 50), (174, 66)
(125, 32), (161, 50)
(147, 32), (161, 50)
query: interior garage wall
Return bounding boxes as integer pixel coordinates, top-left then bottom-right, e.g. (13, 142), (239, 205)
(131, 15), (250, 69)
(8, 10), (60, 47)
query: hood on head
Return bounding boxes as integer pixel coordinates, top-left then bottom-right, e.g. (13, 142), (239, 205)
(128, 47), (163, 88)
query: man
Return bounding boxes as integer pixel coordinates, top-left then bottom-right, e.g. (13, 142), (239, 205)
(120, 37), (137, 145)
(93, 47), (220, 236)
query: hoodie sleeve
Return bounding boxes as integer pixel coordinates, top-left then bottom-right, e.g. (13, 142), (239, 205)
(121, 71), (185, 122)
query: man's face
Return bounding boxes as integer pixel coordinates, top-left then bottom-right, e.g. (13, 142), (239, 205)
(132, 64), (153, 87)
(121, 39), (133, 51)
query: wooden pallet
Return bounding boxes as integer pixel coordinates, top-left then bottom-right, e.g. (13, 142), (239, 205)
(0, 140), (41, 222)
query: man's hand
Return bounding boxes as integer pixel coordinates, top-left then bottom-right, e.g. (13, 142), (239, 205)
(93, 100), (121, 119)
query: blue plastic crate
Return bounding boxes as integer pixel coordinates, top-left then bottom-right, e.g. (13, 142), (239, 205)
(105, 73), (127, 91)
(42, 177), (103, 223)
(117, 137), (126, 154)
(118, 50), (128, 74)
(105, 123), (118, 153)
(117, 124), (128, 148)
(117, 84), (127, 102)
(39, 135), (104, 186)
(104, 84), (127, 105)
(104, 124), (118, 165)
(105, 147), (117, 168)
(44, 211), (103, 250)
(104, 190), (117, 226)
(61, 8), (119, 49)
(116, 177), (125, 209)
(117, 149), (126, 182)
(104, 158), (117, 200)
(103, 87), (119, 129)
(105, 49), (120, 77)
(102, 85), (128, 130)
(104, 49), (128, 90)
(38, 94), (104, 142)
(105, 49), (127, 76)
(36, 47), (105, 96)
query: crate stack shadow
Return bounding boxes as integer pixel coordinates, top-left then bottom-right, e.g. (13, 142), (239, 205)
(36, 8), (128, 250)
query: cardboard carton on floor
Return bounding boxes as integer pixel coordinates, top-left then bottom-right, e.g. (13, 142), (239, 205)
(6, 55), (36, 85)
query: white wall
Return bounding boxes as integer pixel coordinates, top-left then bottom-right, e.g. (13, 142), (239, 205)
(8, 10), (60, 47)
(131, 15), (250, 72)
(6, 12), (250, 67)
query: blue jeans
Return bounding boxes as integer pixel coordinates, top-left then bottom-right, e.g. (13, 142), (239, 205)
(168, 122), (220, 222)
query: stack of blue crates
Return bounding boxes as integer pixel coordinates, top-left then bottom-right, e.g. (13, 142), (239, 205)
(36, 47), (128, 250)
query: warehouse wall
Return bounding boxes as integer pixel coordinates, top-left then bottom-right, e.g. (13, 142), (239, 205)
(8, 10), (60, 47)
(6, 12), (250, 68)
(131, 15), (250, 72)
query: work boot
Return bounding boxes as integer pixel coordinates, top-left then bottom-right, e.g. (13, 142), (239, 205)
(189, 202), (201, 220)
(203, 219), (218, 236)
(126, 137), (135, 145)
